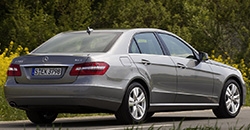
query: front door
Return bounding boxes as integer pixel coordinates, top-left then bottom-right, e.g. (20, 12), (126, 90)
(158, 33), (215, 104)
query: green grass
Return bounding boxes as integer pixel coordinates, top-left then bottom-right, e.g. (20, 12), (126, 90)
(29, 122), (250, 130)
(0, 86), (27, 121)
(124, 122), (250, 130)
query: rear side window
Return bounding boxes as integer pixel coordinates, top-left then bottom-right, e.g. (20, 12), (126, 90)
(129, 39), (140, 53)
(129, 33), (163, 55)
(32, 32), (121, 53)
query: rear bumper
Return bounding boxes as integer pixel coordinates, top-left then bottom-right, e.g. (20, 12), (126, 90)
(4, 83), (124, 112)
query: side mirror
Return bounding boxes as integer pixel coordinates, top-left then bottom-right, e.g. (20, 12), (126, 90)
(198, 52), (209, 62)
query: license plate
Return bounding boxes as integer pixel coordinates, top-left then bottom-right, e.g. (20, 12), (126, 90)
(32, 68), (62, 76)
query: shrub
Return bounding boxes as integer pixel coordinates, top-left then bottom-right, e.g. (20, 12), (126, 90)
(0, 41), (29, 121)
(0, 41), (29, 85)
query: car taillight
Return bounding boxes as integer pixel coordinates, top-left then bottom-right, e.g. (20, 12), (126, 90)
(7, 64), (21, 76)
(70, 62), (109, 76)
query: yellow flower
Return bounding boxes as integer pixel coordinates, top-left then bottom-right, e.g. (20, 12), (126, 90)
(10, 41), (14, 45)
(24, 47), (28, 51)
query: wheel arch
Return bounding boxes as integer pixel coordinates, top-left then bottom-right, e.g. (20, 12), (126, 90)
(126, 77), (151, 106)
(213, 75), (244, 118)
(115, 77), (151, 124)
(224, 76), (245, 105)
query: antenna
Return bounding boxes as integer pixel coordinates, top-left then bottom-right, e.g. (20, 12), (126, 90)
(87, 27), (93, 35)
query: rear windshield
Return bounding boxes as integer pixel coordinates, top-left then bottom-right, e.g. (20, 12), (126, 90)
(32, 32), (121, 53)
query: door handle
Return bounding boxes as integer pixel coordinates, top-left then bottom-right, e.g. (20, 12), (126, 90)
(177, 63), (187, 69)
(141, 59), (151, 65)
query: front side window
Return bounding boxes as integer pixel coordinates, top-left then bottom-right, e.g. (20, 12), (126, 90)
(32, 32), (121, 53)
(130, 33), (163, 55)
(159, 33), (194, 58)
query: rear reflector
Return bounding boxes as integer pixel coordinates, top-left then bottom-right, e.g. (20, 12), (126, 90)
(7, 64), (21, 76)
(70, 62), (109, 76)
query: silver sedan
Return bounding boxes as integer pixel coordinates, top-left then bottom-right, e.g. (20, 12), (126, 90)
(4, 28), (246, 124)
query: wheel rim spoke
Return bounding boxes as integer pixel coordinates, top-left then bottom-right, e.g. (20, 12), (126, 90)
(231, 84), (237, 95)
(133, 88), (139, 98)
(129, 96), (135, 107)
(231, 103), (236, 112)
(137, 93), (145, 103)
(234, 94), (240, 100)
(226, 99), (231, 109)
(131, 106), (138, 118)
(137, 105), (144, 116)
(226, 89), (231, 97)
(235, 98), (240, 103)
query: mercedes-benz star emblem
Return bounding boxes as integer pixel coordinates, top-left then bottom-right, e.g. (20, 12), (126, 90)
(42, 56), (49, 63)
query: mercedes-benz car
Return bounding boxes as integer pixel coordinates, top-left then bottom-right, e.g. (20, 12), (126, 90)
(4, 28), (246, 124)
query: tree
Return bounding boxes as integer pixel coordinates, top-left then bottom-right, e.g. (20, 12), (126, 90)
(1, 0), (57, 50)
(0, 0), (250, 68)
(0, 0), (92, 51)
(55, 0), (92, 31)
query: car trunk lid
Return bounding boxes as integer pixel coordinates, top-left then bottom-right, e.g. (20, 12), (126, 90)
(10, 55), (89, 84)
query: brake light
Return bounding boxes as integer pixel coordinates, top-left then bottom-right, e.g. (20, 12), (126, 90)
(7, 64), (21, 76)
(70, 62), (109, 76)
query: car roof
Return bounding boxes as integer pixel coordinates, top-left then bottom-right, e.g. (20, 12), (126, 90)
(36, 28), (191, 55)
(61, 28), (170, 34)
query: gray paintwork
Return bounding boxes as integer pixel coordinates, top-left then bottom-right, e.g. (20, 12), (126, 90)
(4, 28), (246, 114)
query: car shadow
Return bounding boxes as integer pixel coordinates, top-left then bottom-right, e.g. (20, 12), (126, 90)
(148, 116), (217, 123)
(0, 115), (217, 129)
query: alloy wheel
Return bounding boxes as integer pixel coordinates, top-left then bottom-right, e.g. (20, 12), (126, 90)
(225, 83), (240, 114)
(128, 87), (147, 120)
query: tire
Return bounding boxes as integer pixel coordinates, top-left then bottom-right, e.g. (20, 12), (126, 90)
(213, 79), (242, 118)
(145, 112), (155, 120)
(115, 82), (148, 124)
(26, 111), (58, 124)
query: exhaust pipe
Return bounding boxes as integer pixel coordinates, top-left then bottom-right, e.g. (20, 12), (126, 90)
(9, 101), (17, 107)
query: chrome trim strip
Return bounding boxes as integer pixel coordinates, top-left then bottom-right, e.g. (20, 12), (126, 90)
(150, 103), (219, 107)
(152, 89), (218, 99)
(175, 92), (218, 98)
(84, 84), (123, 90)
(21, 64), (72, 67)
(152, 89), (174, 94)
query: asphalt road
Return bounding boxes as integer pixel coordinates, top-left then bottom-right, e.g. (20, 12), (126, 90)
(0, 107), (250, 130)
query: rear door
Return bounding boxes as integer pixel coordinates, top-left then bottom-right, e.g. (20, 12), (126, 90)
(129, 32), (177, 104)
(158, 33), (215, 103)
